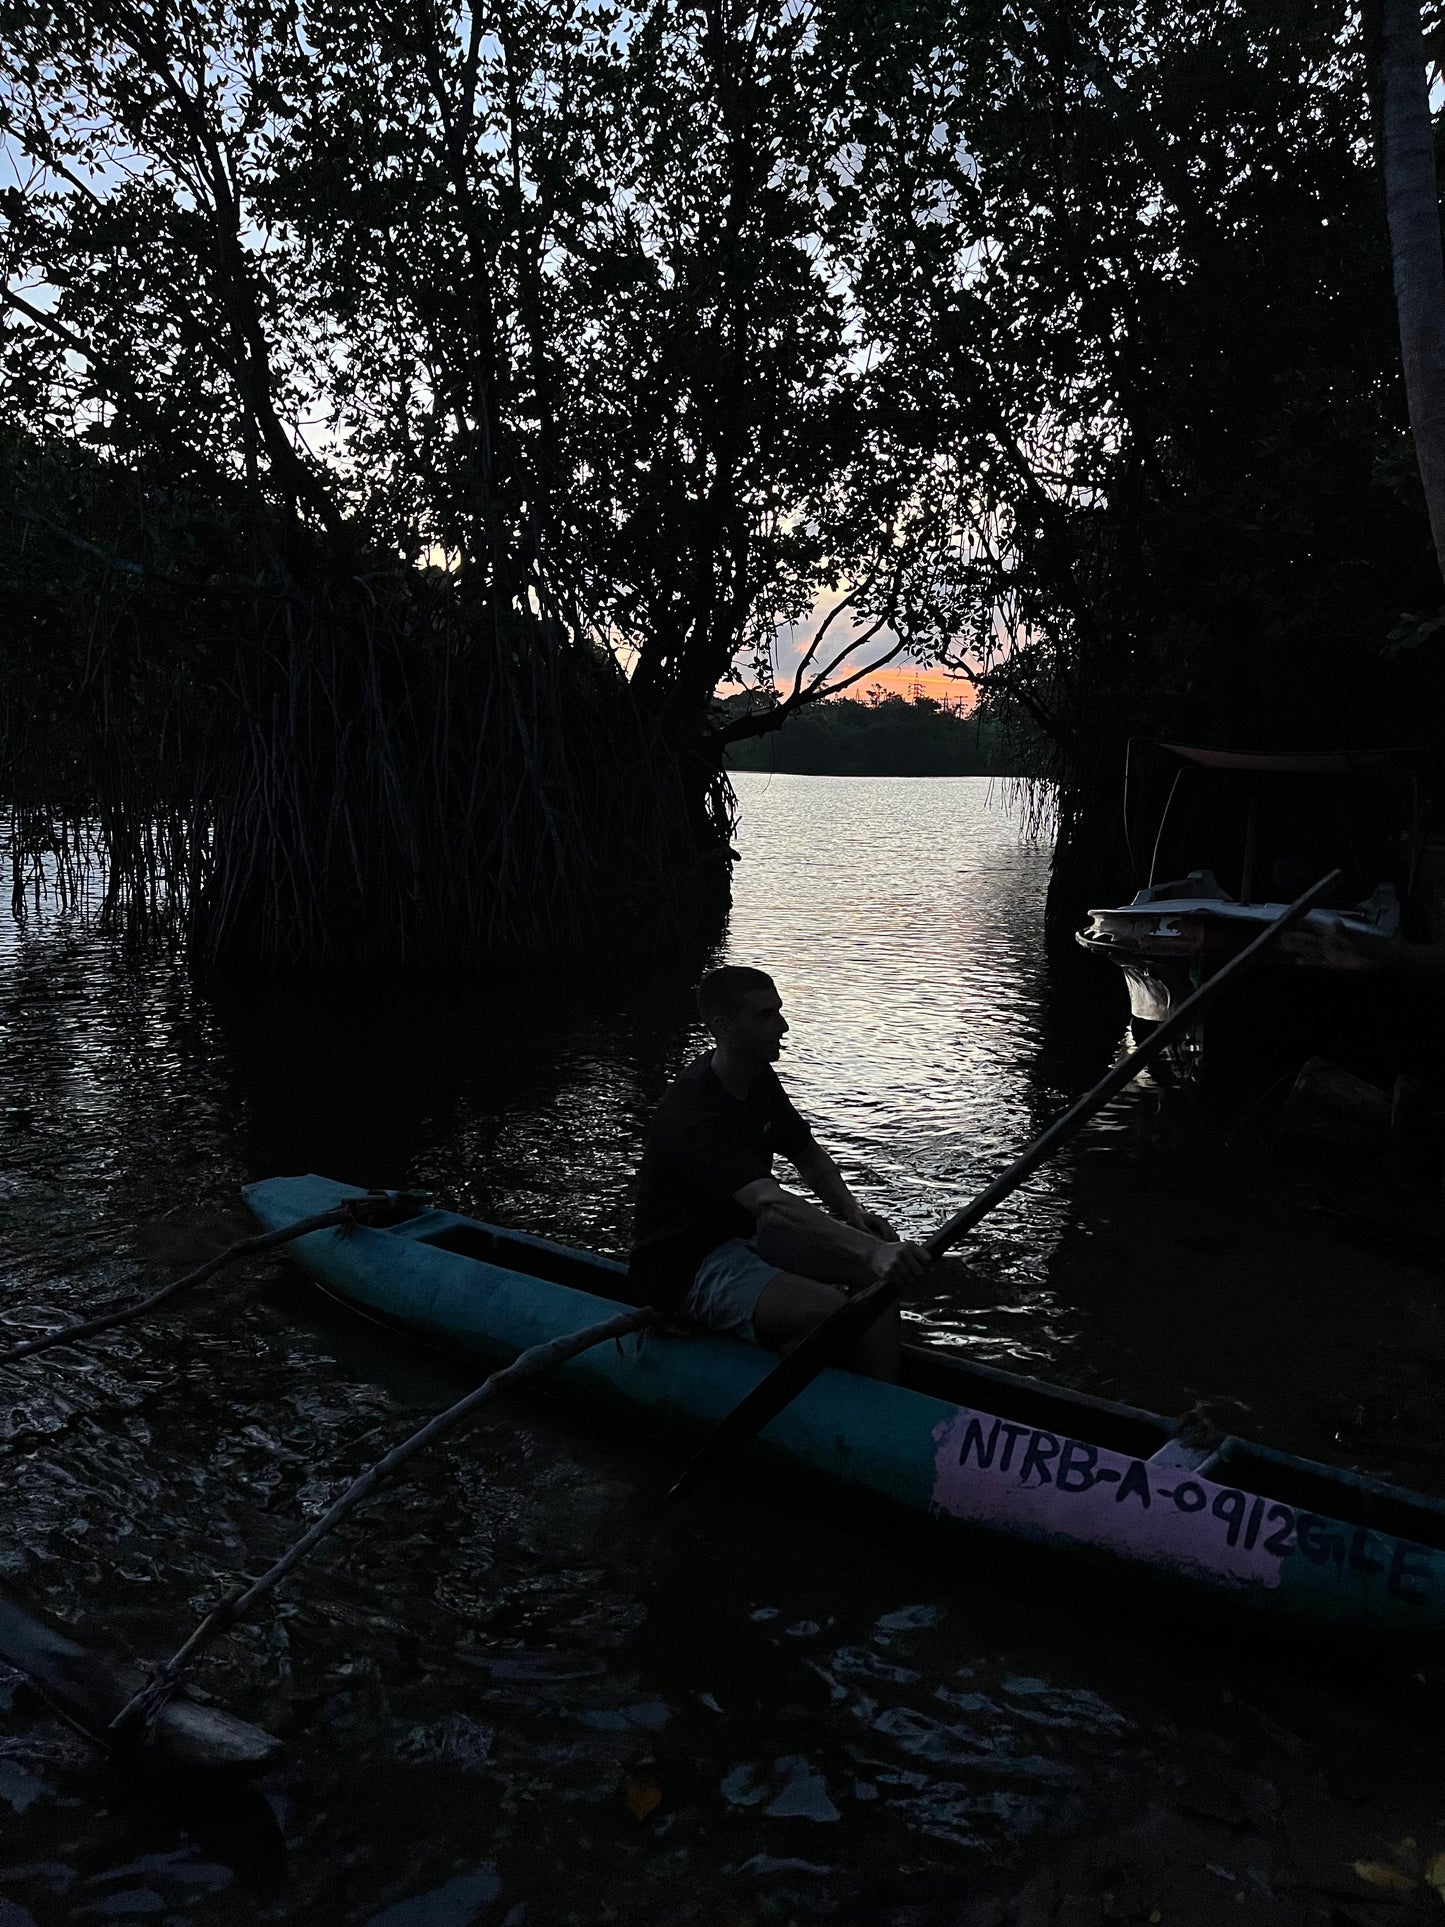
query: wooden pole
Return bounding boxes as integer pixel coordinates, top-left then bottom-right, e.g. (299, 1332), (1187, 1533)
(109, 1304), (655, 1745)
(1369, 0), (1445, 593)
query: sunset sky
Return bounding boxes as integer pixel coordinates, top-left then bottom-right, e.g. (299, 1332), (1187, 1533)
(828, 662), (976, 704)
(764, 598), (978, 708)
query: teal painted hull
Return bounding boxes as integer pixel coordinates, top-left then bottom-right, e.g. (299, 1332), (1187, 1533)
(245, 1175), (1445, 1646)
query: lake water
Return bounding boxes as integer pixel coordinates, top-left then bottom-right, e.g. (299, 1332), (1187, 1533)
(2, 774), (1443, 1924)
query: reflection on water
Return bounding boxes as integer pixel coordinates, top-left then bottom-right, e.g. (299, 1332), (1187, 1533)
(3, 775), (1445, 1923)
(1, 778), (1089, 1362)
(728, 773), (1084, 1369)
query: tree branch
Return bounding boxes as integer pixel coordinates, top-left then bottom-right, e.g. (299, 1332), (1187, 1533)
(1, 285), (145, 408)
(92, 0), (345, 539)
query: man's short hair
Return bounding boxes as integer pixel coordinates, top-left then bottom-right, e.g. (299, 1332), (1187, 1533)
(696, 965), (775, 1031)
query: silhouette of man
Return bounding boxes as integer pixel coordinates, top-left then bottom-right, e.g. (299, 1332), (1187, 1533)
(629, 967), (931, 1379)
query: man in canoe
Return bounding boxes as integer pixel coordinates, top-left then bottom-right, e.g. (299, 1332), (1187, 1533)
(629, 966), (932, 1379)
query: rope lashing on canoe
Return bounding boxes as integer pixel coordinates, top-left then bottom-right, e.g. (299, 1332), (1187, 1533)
(107, 1303), (656, 1749)
(1170, 1405), (1226, 1455)
(1173, 1397), (1252, 1452)
(0, 1193), (414, 1370)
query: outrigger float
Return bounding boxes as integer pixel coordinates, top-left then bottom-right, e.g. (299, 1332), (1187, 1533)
(248, 1174), (1445, 1649)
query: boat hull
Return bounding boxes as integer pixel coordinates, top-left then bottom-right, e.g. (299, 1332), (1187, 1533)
(245, 1175), (1445, 1645)
(1076, 892), (1429, 1075)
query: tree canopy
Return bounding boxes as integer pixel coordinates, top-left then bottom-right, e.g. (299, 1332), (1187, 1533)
(2, 0), (1441, 959)
(0, 0), (951, 712)
(800, 0), (1444, 916)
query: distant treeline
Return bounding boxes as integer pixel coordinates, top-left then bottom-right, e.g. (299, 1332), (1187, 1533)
(721, 692), (1021, 777)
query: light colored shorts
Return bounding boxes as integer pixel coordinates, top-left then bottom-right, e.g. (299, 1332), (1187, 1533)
(683, 1237), (780, 1341)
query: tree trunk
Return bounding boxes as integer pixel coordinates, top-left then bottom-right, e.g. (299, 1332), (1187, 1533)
(1372, 0), (1445, 591)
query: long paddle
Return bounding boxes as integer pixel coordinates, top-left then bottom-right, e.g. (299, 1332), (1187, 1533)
(668, 866), (1342, 1502)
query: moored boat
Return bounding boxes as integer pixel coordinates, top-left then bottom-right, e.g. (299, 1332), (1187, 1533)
(1077, 868), (1401, 1029)
(1075, 742), (1428, 1070)
(246, 1173), (1445, 1647)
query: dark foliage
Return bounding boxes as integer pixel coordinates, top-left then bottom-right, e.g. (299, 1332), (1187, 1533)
(1, 434), (729, 968)
(0, 0), (951, 968)
(723, 693), (1022, 779)
(807, 0), (1445, 929)
(3, 0), (1444, 964)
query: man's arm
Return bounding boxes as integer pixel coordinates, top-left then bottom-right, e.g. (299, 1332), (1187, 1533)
(734, 1177), (929, 1293)
(790, 1142), (898, 1240)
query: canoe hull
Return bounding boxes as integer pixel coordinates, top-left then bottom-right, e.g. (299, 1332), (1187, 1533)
(245, 1174), (1445, 1646)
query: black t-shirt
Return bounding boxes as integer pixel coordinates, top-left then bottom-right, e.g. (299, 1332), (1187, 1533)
(629, 1052), (816, 1309)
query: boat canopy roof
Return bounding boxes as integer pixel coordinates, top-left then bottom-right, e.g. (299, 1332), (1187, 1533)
(1157, 742), (1416, 776)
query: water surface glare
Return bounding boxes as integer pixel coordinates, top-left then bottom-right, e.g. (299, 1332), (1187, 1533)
(726, 775), (1085, 1371)
(2, 775), (1443, 1924)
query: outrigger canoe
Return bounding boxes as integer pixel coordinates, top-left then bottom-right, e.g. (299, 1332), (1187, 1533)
(246, 1174), (1445, 1647)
